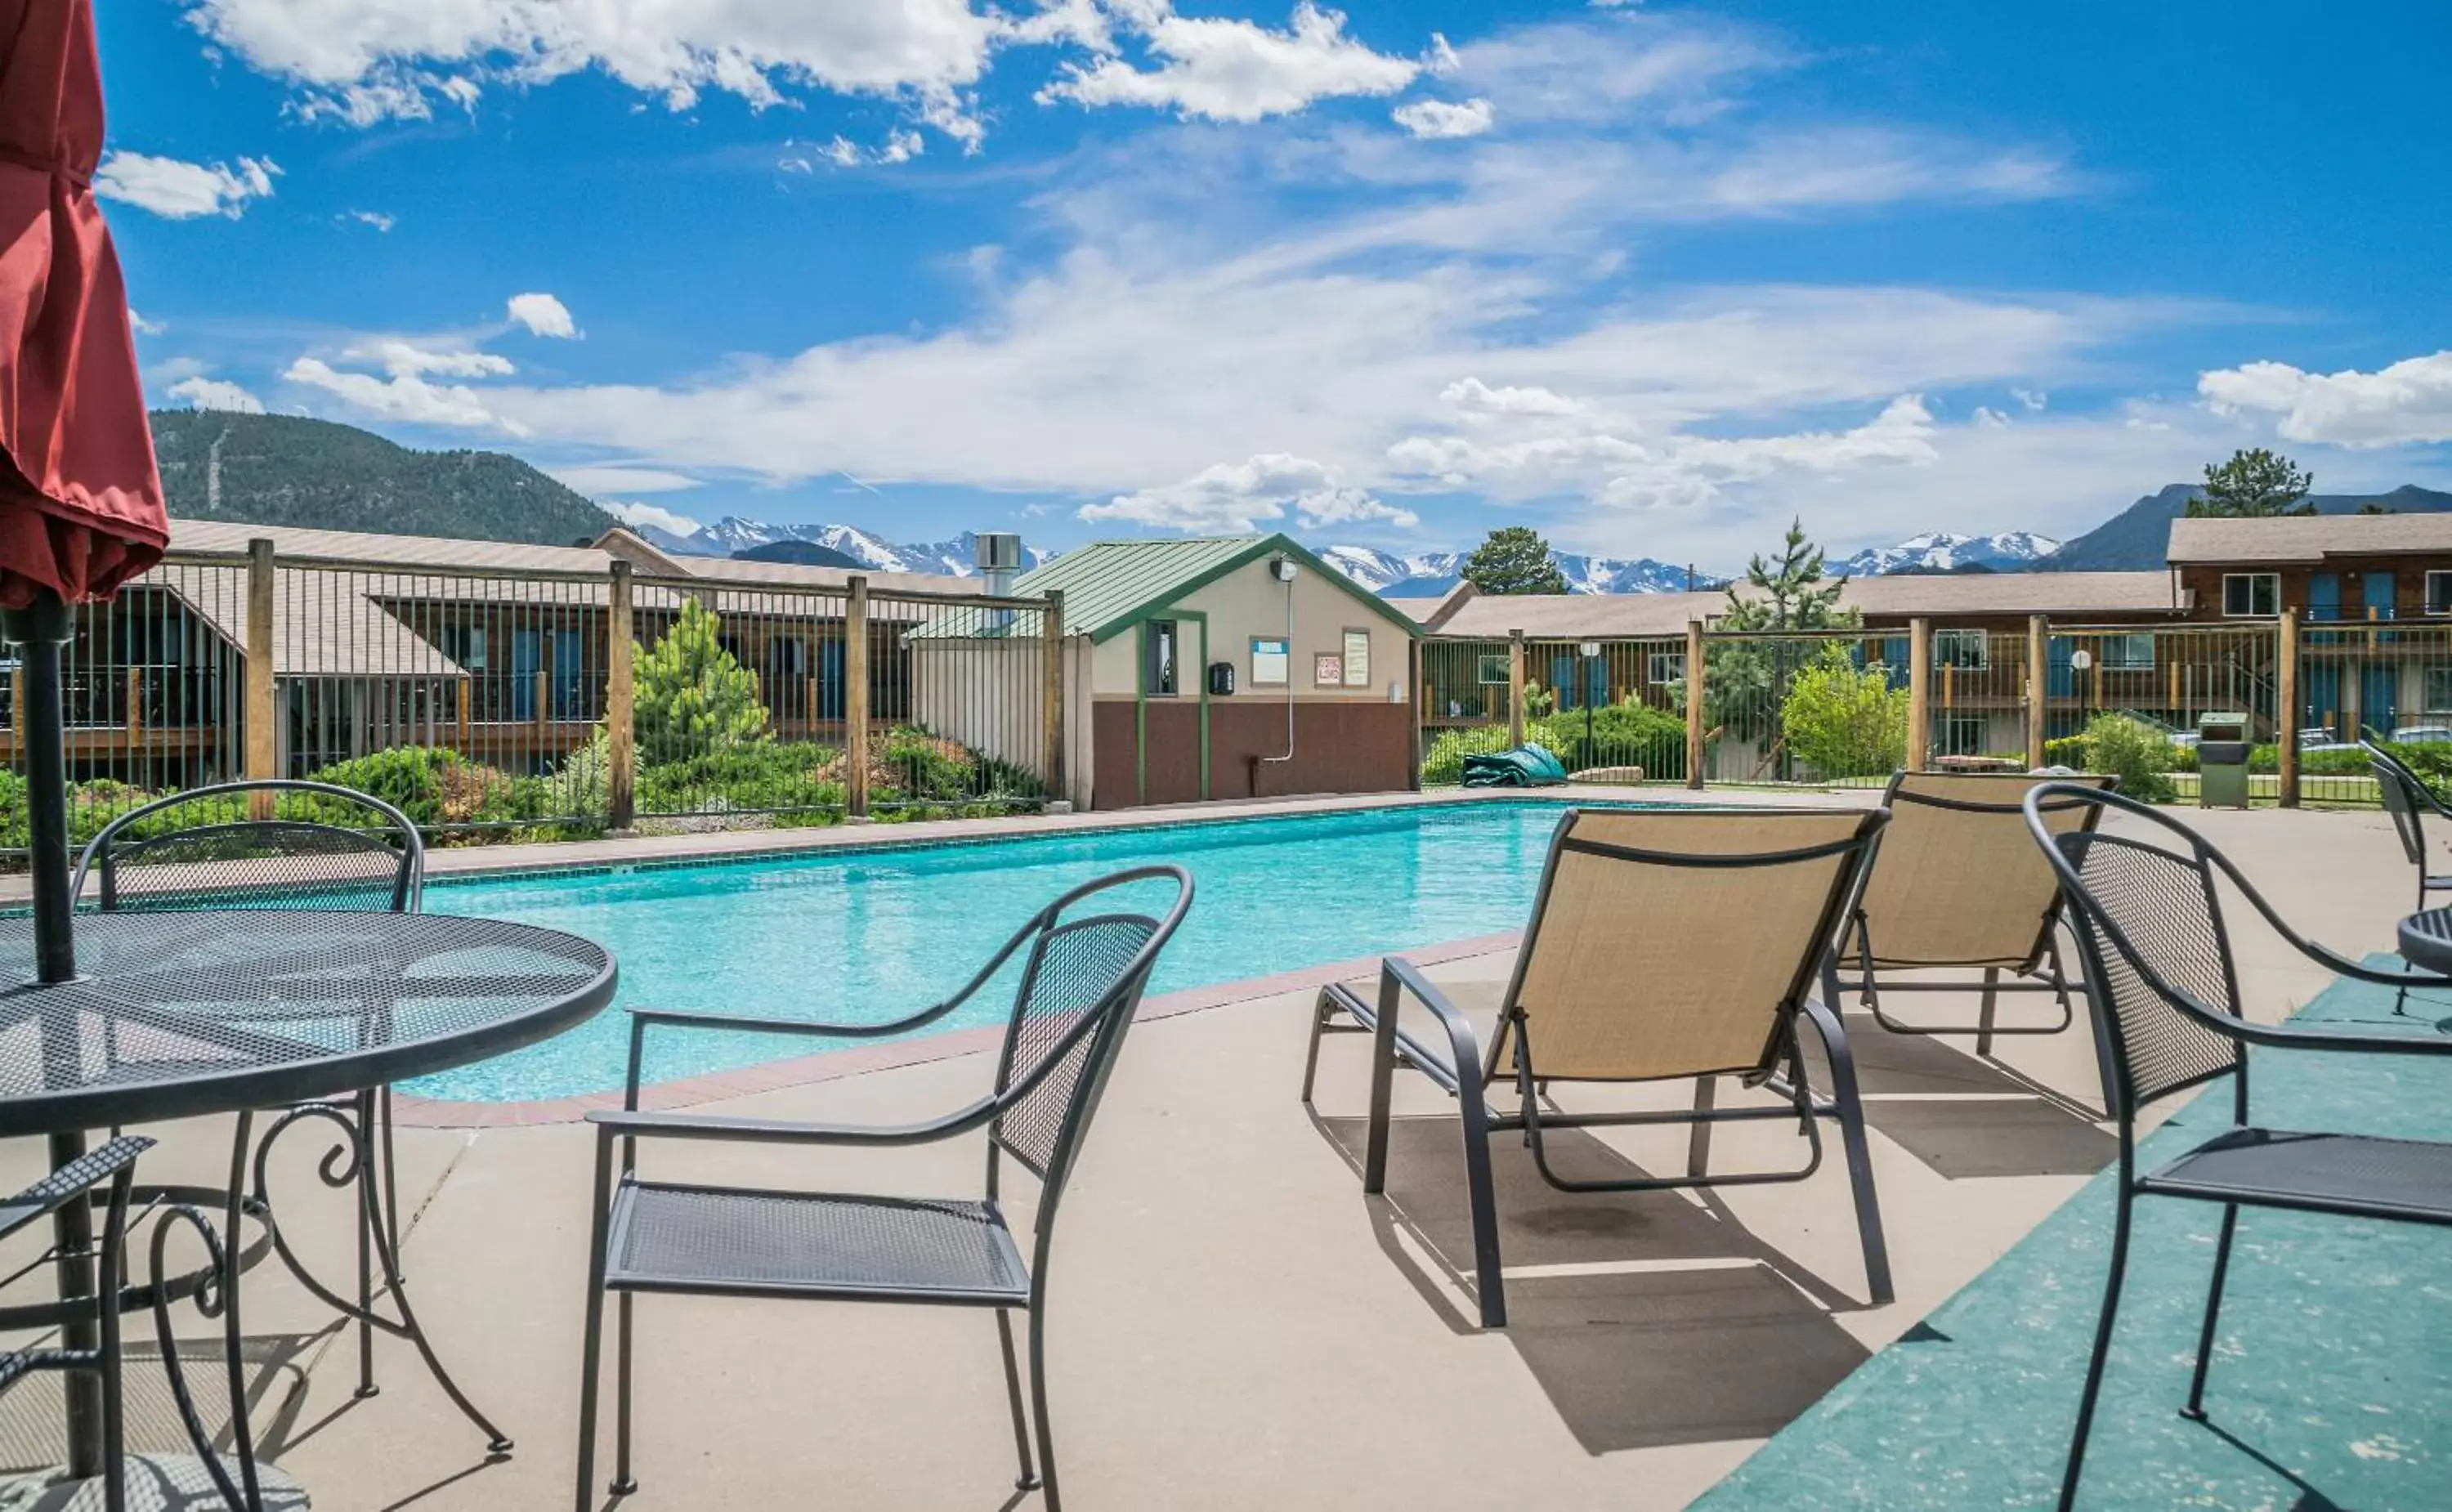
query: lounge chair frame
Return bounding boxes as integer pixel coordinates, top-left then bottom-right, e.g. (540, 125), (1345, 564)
(2025, 783), (2452, 1512)
(1825, 772), (2115, 1099)
(2365, 740), (2452, 913)
(1301, 807), (1894, 1328)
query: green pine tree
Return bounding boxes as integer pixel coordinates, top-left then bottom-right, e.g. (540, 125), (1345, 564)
(633, 600), (770, 765)
(2186, 448), (2316, 517)
(1461, 526), (1570, 595)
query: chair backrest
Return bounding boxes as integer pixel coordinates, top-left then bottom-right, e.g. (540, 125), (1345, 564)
(2022, 785), (2245, 1119)
(73, 781), (423, 914)
(2366, 741), (2429, 866)
(1491, 806), (1886, 1084)
(987, 866), (1193, 1207)
(1853, 770), (2115, 970)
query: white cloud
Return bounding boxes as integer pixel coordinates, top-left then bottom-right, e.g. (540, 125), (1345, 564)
(507, 293), (579, 339)
(285, 356), (520, 432)
(2198, 351), (2452, 448)
(1081, 453), (1415, 532)
(2011, 387), (2047, 411)
(347, 338), (517, 379)
(94, 151), (279, 219)
(604, 500), (704, 538)
(1391, 96), (1492, 139)
(1443, 377), (1585, 418)
(549, 465), (703, 494)
(347, 209), (396, 231)
(1973, 405), (2011, 428)
(165, 376), (266, 414)
(130, 310), (166, 337)
(1041, 2), (1420, 123)
(186, 0), (1007, 142)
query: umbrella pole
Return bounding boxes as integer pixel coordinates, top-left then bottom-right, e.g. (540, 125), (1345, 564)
(2, 588), (103, 1481)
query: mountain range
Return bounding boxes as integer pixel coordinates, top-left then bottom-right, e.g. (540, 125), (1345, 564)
(143, 409), (2452, 595)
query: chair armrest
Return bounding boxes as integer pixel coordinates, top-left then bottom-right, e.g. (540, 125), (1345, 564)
(588, 1104), (991, 1147)
(2227, 1019), (2452, 1057)
(622, 1000), (965, 1104)
(1374, 957), (1486, 1096)
(0, 1136), (152, 1243)
(627, 1001), (962, 1040)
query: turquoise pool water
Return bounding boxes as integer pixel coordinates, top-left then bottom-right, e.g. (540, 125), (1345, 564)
(409, 801), (1633, 1102)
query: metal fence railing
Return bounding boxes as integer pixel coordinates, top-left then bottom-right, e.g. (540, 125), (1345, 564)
(1417, 611), (2418, 809)
(0, 543), (1067, 867)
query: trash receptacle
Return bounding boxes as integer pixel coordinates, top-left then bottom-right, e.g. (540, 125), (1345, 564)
(2197, 713), (2251, 808)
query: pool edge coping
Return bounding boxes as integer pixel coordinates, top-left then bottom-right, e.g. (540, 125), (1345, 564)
(390, 928), (1526, 1128)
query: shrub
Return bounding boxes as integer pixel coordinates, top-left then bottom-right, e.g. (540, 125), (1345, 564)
(1421, 724), (1516, 785)
(1544, 700), (1687, 780)
(1779, 645), (1908, 781)
(880, 727), (977, 801)
(2043, 735), (2089, 768)
(638, 740), (843, 816)
(633, 600), (768, 765)
(2074, 713), (2176, 803)
(301, 746), (458, 825)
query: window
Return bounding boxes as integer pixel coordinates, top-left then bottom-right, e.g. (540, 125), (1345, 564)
(2100, 633), (2155, 671)
(1143, 620), (1178, 696)
(1937, 714), (1987, 757)
(2427, 571), (2452, 616)
(2222, 572), (2279, 617)
(440, 623), (488, 671)
(2429, 669), (2452, 714)
(1477, 654), (1510, 685)
(1648, 650), (1685, 686)
(1341, 629), (1371, 688)
(1934, 629), (1989, 669)
(1250, 636), (1289, 687)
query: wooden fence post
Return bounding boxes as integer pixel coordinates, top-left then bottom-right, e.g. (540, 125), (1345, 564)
(2278, 607), (2300, 807)
(606, 561), (636, 831)
(1507, 629), (1526, 748)
(245, 538), (277, 816)
(1043, 589), (1067, 807)
(1907, 616), (1932, 773)
(846, 575), (870, 820)
(1685, 618), (1706, 790)
(2026, 615), (2049, 769)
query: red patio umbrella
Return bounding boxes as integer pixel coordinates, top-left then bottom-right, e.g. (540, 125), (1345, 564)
(0, 0), (164, 611)
(0, 1), (168, 1487)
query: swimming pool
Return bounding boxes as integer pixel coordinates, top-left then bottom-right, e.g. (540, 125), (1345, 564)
(409, 800), (1645, 1102)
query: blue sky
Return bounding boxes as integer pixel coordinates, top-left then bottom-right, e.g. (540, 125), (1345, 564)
(105, 1), (2452, 570)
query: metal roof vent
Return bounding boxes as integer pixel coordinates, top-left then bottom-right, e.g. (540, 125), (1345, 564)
(975, 532), (1024, 597)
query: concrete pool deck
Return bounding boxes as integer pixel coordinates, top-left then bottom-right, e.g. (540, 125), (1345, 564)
(0, 797), (2430, 1510)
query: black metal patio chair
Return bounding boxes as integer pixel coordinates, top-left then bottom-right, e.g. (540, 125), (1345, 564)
(1300, 805), (1895, 1328)
(2365, 740), (2452, 912)
(573, 865), (1193, 1512)
(0, 1137), (148, 1512)
(1824, 770), (2118, 1110)
(72, 779), (425, 1407)
(2023, 782), (2452, 1512)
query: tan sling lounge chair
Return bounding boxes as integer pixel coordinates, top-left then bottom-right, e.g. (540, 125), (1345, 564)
(1825, 771), (2116, 1105)
(1300, 805), (1893, 1329)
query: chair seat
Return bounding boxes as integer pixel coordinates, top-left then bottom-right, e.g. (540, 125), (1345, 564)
(604, 1181), (1031, 1303)
(2141, 1127), (2452, 1225)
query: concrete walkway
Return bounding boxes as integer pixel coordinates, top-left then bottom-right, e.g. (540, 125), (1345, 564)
(0, 799), (2420, 1510)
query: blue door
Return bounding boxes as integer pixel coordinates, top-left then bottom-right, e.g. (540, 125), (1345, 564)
(1550, 655), (1576, 709)
(817, 637), (847, 719)
(2364, 664), (2400, 738)
(553, 629), (585, 718)
(2365, 572), (2397, 620)
(2303, 662), (2342, 739)
(1585, 658), (1608, 709)
(2047, 636), (2074, 697)
(510, 629), (540, 720)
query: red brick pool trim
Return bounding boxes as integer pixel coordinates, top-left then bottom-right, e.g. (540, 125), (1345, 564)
(388, 929), (1525, 1128)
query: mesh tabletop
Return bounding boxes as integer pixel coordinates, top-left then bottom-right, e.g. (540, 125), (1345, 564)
(2397, 908), (2452, 975)
(0, 911), (615, 1135)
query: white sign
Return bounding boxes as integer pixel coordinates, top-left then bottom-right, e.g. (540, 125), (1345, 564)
(1313, 654), (1344, 686)
(1342, 629), (1371, 687)
(1251, 637), (1289, 687)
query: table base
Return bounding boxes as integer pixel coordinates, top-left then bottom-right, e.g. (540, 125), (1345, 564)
(0, 1455), (309, 1512)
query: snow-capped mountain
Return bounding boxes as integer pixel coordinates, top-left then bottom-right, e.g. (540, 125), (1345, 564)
(636, 518), (1057, 577)
(1836, 531), (2060, 576)
(1317, 545), (1712, 597)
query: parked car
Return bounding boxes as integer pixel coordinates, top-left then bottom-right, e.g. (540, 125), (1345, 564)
(2389, 726), (2452, 744)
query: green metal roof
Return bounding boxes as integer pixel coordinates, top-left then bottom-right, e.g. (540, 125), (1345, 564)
(907, 534), (1422, 643)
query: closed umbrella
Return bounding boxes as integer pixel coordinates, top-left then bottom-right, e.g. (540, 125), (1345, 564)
(0, 0), (170, 1485)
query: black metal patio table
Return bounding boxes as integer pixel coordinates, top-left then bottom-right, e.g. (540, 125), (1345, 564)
(2399, 907), (2452, 976)
(0, 908), (615, 1503)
